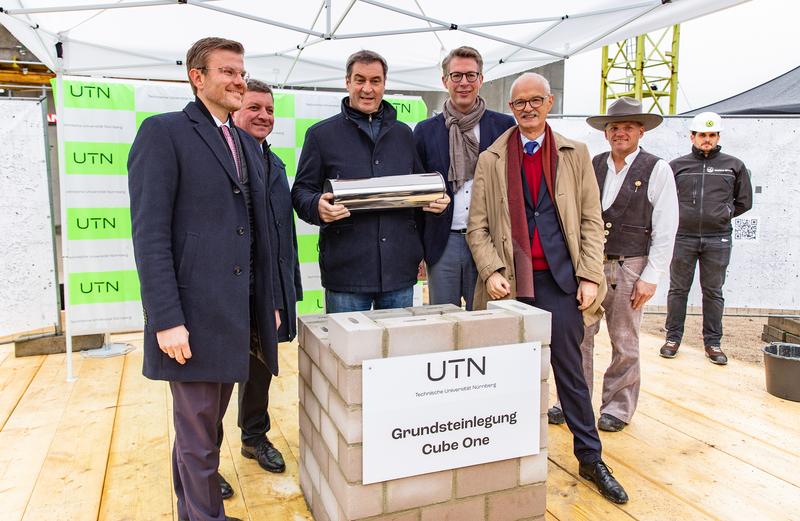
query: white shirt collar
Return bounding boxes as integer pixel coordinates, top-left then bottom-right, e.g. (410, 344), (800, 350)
(520, 131), (545, 149)
(212, 113), (231, 128)
(607, 147), (641, 173)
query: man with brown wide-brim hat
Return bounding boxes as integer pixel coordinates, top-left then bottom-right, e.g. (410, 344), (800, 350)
(547, 97), (678, 433)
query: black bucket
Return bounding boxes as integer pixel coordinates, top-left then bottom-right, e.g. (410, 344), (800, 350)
(763, 343), (800, 402)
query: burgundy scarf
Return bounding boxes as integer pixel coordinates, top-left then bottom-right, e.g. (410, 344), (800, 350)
(506, 123), (558, 299)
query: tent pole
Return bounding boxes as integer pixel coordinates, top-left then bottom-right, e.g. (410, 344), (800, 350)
(325, 0), (331, 36)
(54, 70), (75, 383)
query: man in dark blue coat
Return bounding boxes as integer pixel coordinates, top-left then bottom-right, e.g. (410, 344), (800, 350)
(213, 79), (302, 480)
(129, 37), (278, 521)
(414, 46), (515, 310)
(291, 50), (450, 313)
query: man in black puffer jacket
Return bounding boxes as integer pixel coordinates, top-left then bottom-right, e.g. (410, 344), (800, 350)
(660, 112), (753, 364)
(292, 50), (450, 313)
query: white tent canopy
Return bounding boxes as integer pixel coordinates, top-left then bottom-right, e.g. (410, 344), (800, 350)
(2, 0), (747, 90)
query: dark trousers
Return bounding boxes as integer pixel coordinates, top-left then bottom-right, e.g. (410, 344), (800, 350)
(519, 270), (602, 464)
(217, 320), (274, 451)
(237, 351), (273, 446)
(666, 234), (732, 346)
(428, 232), (479, 310)
(170, 381), (234, 521)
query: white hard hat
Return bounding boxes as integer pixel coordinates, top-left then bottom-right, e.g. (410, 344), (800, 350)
(690, 112), (724, 132)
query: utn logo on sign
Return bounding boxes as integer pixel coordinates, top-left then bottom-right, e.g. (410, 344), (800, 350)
(73, 151), (113, 165)
(76, 217), (117, 230)
(427, 356), (486, 381)
(67, 208), (132, 240)
(65, 143), (131, 175)
(52, 80), (135, 111)
(69, 270), (141, 305)
(69, 84), (111, 99)
(80, 280), (120, 294)
(385, 97), (427, 124)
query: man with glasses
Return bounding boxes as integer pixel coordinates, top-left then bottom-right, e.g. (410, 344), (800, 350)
(292, 50), (450, 313)
(467, 72), (628, 504)
(560, 97), (677, 434)
(129, 37), (278, 521)
(414, 46), (515, 310)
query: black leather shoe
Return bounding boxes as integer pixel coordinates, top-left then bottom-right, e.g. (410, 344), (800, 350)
(218, 473), (234, 500)
(241, 439), (286, 473)
(547, 406), (565, 425)
(705, 345), (728, 365)
(598, 413), (627, 432)
(660, 340), (680, 358)
(579, 460), (629, 504)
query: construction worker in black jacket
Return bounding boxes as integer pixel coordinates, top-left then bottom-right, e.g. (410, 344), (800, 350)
(660, 112), (753, 364)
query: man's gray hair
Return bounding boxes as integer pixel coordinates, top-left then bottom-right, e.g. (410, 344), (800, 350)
(509, 72), (551, 98)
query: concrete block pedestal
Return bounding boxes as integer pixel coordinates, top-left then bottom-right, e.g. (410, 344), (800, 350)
(297, 301), (551, 521)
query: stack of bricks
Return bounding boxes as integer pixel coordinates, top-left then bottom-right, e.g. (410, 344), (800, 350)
(763, 316), (800, 344)
(296, 301), (552, 521)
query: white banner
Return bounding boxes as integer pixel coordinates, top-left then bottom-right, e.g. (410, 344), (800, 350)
(362, 342), (541, 484)
(56, 75), (427, 334)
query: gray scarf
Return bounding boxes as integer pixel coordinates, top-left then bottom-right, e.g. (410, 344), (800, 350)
(443, 96), (486, 193)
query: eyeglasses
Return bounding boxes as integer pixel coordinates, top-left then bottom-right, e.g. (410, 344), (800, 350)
(198, 66), (249, 82)
(510, 97), (548, 110)
(447, 71), (481, 83)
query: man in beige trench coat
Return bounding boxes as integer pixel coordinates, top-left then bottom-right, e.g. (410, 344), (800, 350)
(467, 72), (628, 505)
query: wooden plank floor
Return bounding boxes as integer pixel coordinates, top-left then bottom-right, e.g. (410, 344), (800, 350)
(0, 325), (798, 521)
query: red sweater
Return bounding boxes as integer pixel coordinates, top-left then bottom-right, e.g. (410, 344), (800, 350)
(523, 150), (550, 271)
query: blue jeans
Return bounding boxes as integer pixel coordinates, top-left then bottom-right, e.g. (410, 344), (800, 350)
(427, 231), (478, 310)
(324, 286), (413, 313)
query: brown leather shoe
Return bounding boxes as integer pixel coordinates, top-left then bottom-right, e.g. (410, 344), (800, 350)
(659, 340), (680, 358)
(705, 345), (728, 365)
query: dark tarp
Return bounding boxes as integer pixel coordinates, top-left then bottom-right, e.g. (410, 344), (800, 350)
(684, 65), (800, 115)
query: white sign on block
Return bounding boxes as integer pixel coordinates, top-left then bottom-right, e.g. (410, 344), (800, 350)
(362, 342), (540, 484)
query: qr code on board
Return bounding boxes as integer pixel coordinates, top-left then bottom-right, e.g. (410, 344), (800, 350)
(733, 217), (759, 241)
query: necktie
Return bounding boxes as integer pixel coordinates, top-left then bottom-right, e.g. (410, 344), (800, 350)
(220, 124), (241, 180)
(524, 141), (539, 156)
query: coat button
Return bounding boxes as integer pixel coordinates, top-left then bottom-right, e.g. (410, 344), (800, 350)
(380, 237), (387, 242)
(233, 266), (242, 275)
(603, 238), (607, 244)
(233, 187), (241, 194)
(534, 211), (539, 217)
(237, 226), (245, 236)
(605, 222), (612, 229)
(604, 230), (609, 236)
(374, 160), (380, 165)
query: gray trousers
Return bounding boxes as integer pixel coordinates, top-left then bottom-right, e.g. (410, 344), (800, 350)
(583, 256), (648, 423)
(556, 256), (648, 424)
(427, 231), (479, 310)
